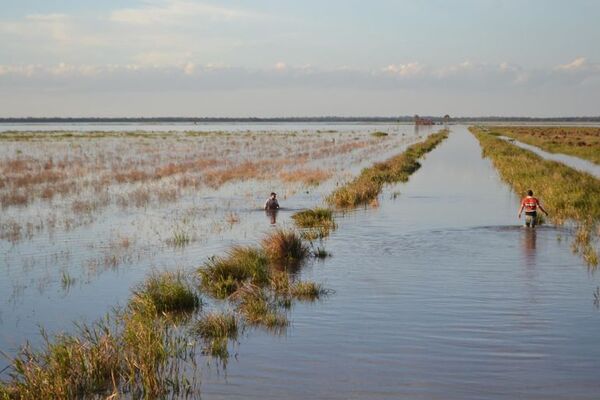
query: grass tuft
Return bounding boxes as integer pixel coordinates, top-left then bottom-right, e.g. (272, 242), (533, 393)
(199, 246), (269, 298)
(261, 229), (309, 268)
(131, 271), (199, 314)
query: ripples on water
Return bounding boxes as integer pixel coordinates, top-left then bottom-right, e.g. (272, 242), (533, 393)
(201, 126), (600, 399)
(2, 125), (599, 398)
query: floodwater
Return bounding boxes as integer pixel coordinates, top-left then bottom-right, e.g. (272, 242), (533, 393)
(1, 125), (599, 398)
(500, 136), (600, 178)
(201, 126), (600, 399)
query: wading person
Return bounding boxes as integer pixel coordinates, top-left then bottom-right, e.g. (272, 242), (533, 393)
(518, 190), (548, 228)
(264, 192), (280, 210)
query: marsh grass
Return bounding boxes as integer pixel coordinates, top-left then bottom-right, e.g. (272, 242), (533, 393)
(487, 126), (600, 164)
(290, 281), (329, 301)
(1, 308), (199, 399)
(261, 229), (309, 268)
(292, 207), (336, 229)
(169, 230), (191, 248)
(199, 246), (270, 298)
(193, 312), (238, 360)
(471, 126), (600, 267)
(328, 129), (449, 208)
(131, 271), (200, 314)
(313, 247), (331, 258)
(234, 285), (288, 330)
(371, 131), (389, 137)
(60, 270), (75, 290)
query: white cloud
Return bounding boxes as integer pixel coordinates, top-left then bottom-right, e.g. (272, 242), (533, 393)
(110, 0), (262, 25)
(556, 57), (587, 71)
(383, 62), (424, 77)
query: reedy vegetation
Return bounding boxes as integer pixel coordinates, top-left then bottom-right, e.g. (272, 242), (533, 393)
(470, 126), (600, 266)
(486, 126), (600, 165)
(327, 129), (449, 208)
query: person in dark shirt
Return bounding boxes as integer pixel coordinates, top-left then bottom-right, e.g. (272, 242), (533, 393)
(264, 192), (280, 210)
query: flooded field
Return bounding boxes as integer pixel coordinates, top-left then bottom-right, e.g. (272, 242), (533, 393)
(0, 123), (423, 364)
(2, 124), (600, 398)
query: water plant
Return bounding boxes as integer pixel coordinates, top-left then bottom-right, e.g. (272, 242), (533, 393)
(261, 229), (309, 268)
(193, 312), (238, 360)
(371, 131), (389, 137)
(131, 270), (200, 314)
(292, 207), (336, 229)
(199, 246), (270, 298)
(327, 129), (449, 208)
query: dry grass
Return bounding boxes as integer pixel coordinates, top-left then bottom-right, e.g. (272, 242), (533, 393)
(487, 126), (600, 164)
(261, 229), (309, 268)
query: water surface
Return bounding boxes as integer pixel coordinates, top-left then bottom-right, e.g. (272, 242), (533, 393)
(201, 126), (600, 399)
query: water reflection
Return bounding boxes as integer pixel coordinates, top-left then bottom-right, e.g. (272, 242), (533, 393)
(265, 209), (278, 225)
(521, 228), (537, 267)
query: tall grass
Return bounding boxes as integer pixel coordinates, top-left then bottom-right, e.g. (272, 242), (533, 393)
(327, 129), (449, 208)
(199, 246), (270, 298)
(470, 126), (600, 267)
(131, 270), (200, 314)
(261, 229), (309, 268)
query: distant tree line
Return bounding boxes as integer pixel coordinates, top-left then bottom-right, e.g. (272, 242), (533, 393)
(1, 116), (599, 123)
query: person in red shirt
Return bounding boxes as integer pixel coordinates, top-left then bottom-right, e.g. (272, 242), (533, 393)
(518, 190), (549, 227)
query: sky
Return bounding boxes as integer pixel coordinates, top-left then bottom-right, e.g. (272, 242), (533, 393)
(1, 0), (599, 117)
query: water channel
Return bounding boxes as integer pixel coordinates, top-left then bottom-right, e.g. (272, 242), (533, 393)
(201, 126), (600, 399)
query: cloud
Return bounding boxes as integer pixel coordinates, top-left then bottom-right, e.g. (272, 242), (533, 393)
(109, 0), (263, 25)
(556, 57), (587, 71)
(2, 59), (600, 95)
(382, 62), (424, 77)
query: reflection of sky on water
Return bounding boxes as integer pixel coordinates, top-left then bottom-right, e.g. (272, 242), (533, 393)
(0, 124), (430, 365)
(200, 126), (600, 399)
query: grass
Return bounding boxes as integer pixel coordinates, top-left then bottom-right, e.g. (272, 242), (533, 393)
(290, 281), (328, 301)
(131, 271), (200, 314)
(261, 229), (309, 268)
(234, 286), (288, 330)
(199, 246), (270, 298)
(371, 131), (389, 137)
(1, 295), (200, 398)
(327, 129), (449, 208)
(470, 126), (599, 267)
(193, 312), (238, 360)
(170, 231), (191, 247)
(292, 207), (336, 229)
(313, 247), (331, 258)
(486, 126), (600, 164)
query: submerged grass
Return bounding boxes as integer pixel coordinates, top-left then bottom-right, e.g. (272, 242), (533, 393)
(194, 312), (238, 360)
(470, 126), (600, 267)
(327, 129), (449, 208)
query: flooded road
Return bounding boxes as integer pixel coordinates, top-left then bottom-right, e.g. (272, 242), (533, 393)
(500, 136), (600, 178)
(201, 126), (600, 399)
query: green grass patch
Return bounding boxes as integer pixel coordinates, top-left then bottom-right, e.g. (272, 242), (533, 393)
(327, 129), (449, 208)
(371, 131), (389, 137)
(131, 271), (200, 314)
(199, 246), (270, 298)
